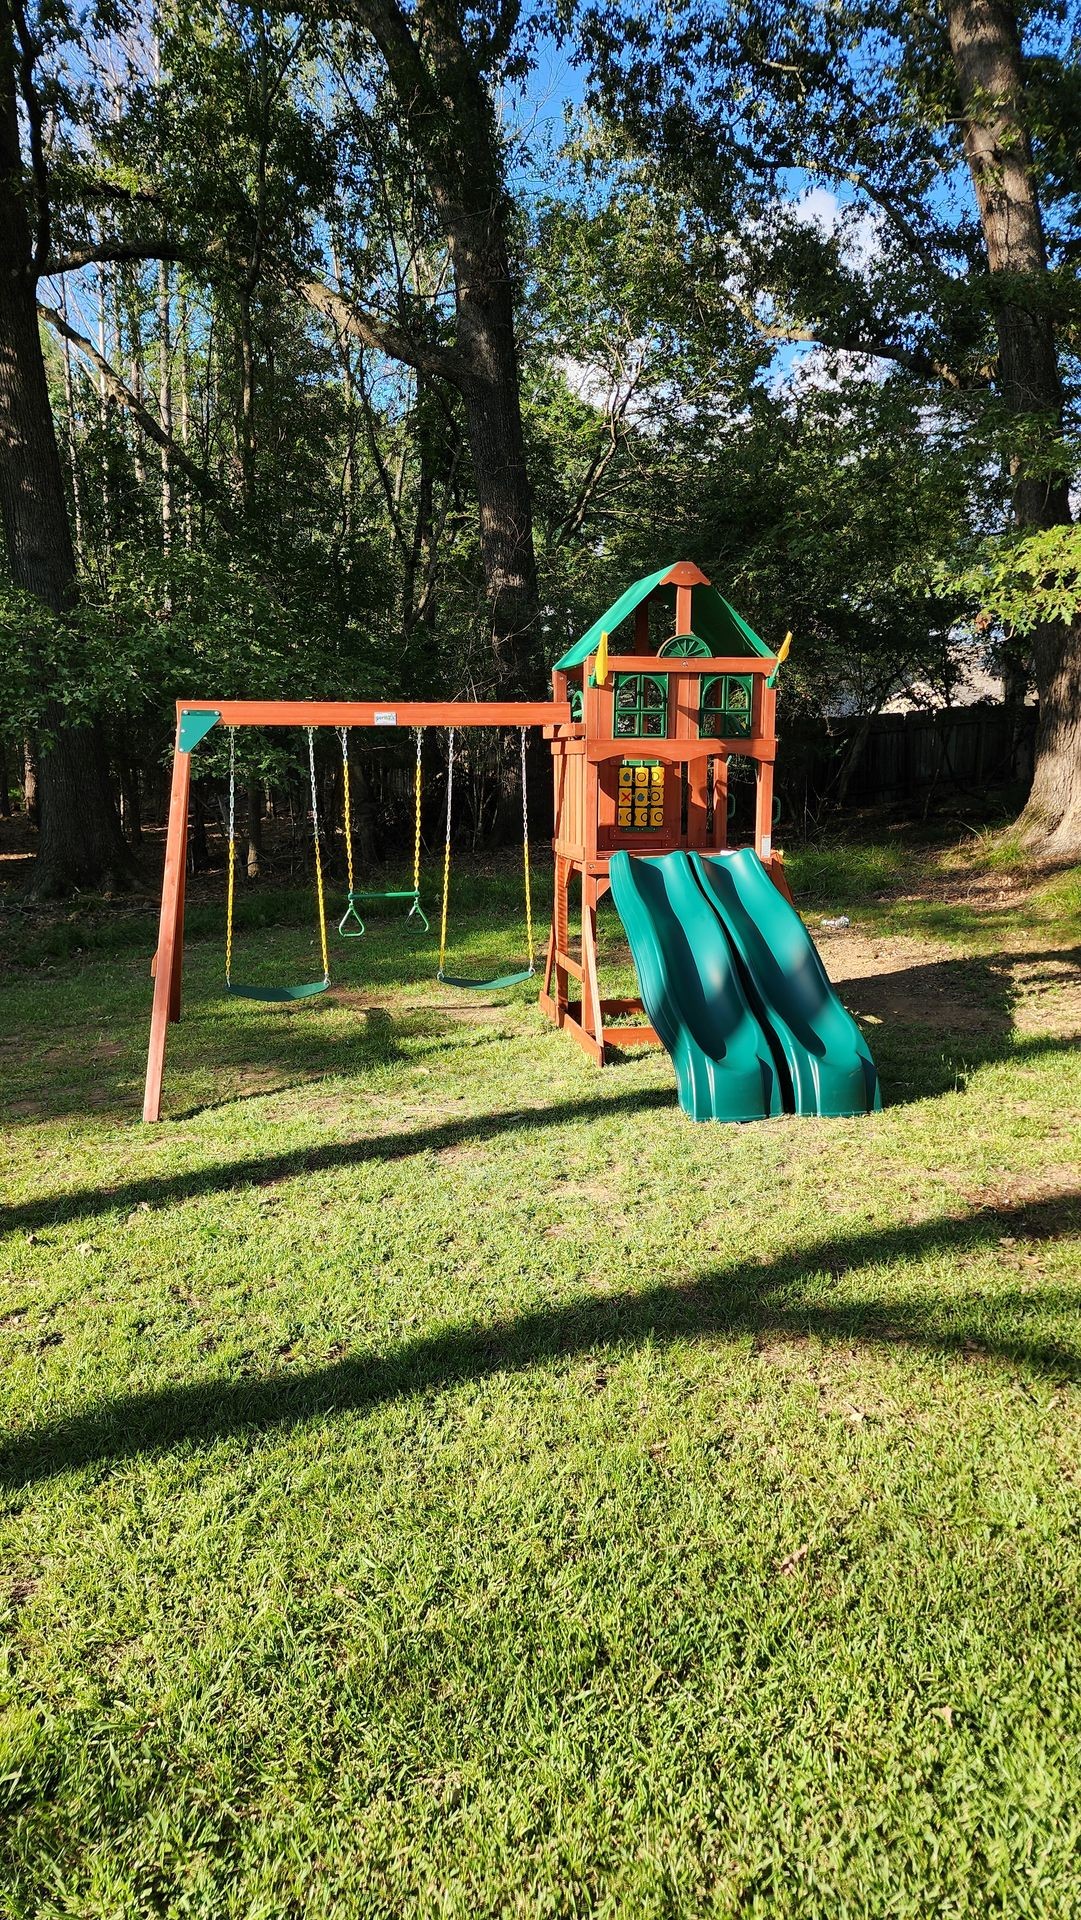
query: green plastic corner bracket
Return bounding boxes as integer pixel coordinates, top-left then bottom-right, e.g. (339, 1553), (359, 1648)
(178, 709), (221, 753)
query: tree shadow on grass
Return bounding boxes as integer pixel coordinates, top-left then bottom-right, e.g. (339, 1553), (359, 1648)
(3, 948), (1078, 1128)
(2, 1088), (679, 1233)
(1, 1191), (1077, 1494)
(833, 946), (1081, 1104)
(1, 997), (514, 1128)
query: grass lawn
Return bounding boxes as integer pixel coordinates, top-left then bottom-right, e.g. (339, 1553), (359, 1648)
(1, 832), (1079, 1917)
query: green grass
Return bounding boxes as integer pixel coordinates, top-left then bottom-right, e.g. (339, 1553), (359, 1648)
(2, 844), (1080, 1917)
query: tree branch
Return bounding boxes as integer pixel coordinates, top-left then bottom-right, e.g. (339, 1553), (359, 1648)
(727, 291), (972, 389)
(45, 234), (472, 390)
(293, 270), (471, 387)
(44, 238), (191, 277)
(38, 300), (240, 534)
(12, 0), (50, 272)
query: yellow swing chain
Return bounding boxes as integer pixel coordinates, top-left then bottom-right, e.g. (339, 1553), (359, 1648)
(337, 728), (365, 937)
(520, 727), (534, 968)
(438, 726), (454, 977)
(340, 728), (355, 897)
(308, 727), (330, 985)
(413, 727), (424, 897)
(225, 726), (236, 986)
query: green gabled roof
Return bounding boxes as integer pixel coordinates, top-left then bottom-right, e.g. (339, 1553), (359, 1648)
(553, 563), (774, 672)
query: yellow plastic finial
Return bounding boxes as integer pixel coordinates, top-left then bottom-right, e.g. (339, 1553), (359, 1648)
(766, 630), (793, 690)
(594, 629), (609, 686)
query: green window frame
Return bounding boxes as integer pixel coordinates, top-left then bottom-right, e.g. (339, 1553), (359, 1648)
(614, 672), (668, 739)
(700, 673), (753, 740)
(658, 633), (711, 659)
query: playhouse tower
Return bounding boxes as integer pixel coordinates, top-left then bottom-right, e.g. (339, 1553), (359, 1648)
(540, 560), (785, 1063)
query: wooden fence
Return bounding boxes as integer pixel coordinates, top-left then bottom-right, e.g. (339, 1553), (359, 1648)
(776, 702), (1037, 813)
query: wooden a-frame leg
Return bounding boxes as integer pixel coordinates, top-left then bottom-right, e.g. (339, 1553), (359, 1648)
(143, 739), (191, 1122)
(169, 807), (188, 1021)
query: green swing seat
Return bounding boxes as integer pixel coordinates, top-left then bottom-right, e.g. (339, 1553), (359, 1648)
(225, 979), (330, 1003)
(436, 727), (535, 997)
(437, 965), (535, 992)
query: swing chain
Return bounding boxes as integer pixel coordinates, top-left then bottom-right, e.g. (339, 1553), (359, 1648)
(413, 727), (423, 897)
(438, 726), (455, 978)
(308, 728), (331, 986)
(339, 728), (354, 892)
(337, 725), (365, 936)
(520, 727), (534, 974)
(406, 727), (430, 933)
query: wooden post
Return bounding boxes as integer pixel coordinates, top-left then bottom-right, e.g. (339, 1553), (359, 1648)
(714, 756), (729, 848)
(580, 875), (605, 1062)
(143, 732), (191, 1122)
(755, 680), (778, 864)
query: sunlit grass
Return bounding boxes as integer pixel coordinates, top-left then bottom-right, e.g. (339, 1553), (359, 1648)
(1, 846), (1079, 1917)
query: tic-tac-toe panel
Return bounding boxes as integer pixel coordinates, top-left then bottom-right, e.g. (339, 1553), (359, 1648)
(616, 761), (665, 832)
(600, 757), (681, 853)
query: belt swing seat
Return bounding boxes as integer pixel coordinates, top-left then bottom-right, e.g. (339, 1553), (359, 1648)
(337, 726), (430, 939)
(224, 726), (331, 1002)
(437, 726), (535, 992)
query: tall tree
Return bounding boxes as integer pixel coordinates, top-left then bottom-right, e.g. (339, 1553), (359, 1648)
(946, 0), (1079, 853)
(0, 0), (131, 893)
(327, 0), (541, 688)
(581, 0), (1081, 857)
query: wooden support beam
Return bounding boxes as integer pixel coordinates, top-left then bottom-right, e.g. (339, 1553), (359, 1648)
(176, 698), (569, 731)
(143, 734), (191, 1122)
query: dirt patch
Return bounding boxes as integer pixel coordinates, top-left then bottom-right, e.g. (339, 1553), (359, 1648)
(826, 934), (1005, 1033)
(955, 1171), (1081, 1229)
(1010, 951), (1081, 1036)
(827, 934), (1081, 1042)
(754, 1333), (814, 1371)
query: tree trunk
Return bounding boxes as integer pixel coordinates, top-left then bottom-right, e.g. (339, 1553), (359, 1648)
(949, 0), (1081, 859)
(158, 258), (174, 547)
(351, 0), (540, 691)
(0, 20), (131, 895)
(246, 773), (263, 879)
(22, 736), (37, 823)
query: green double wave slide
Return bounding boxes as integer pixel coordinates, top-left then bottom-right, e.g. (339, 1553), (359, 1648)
(608, 848), (881, 1124)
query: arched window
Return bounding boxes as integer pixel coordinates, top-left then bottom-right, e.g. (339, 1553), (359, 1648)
(658, 633), (711, 659)
(700, 673), (753, 739)
(614, 673), (668, 738)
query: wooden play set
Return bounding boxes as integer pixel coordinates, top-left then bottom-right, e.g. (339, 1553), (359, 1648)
(142, 560), (787, 1120)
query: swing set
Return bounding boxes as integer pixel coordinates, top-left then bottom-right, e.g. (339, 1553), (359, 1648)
(144, 561), (790, 1121)
(221, 719), (535, 1005)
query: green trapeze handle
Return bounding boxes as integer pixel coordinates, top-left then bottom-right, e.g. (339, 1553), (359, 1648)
(345, 889), (430, 934)
(338, 896), (366, 938)
(226, 980), (330, 1003)
(437, 966), (536, 993)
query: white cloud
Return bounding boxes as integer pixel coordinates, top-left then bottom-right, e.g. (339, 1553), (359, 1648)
(790, 187), (883, 270)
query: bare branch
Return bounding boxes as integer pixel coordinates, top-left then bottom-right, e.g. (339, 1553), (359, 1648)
(726, 291), (971, 389)
(293, 271), (471, 387)
(44, 239), (190, 277)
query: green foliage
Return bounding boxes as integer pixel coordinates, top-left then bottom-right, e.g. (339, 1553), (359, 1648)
(946, 523), (1081, 635)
